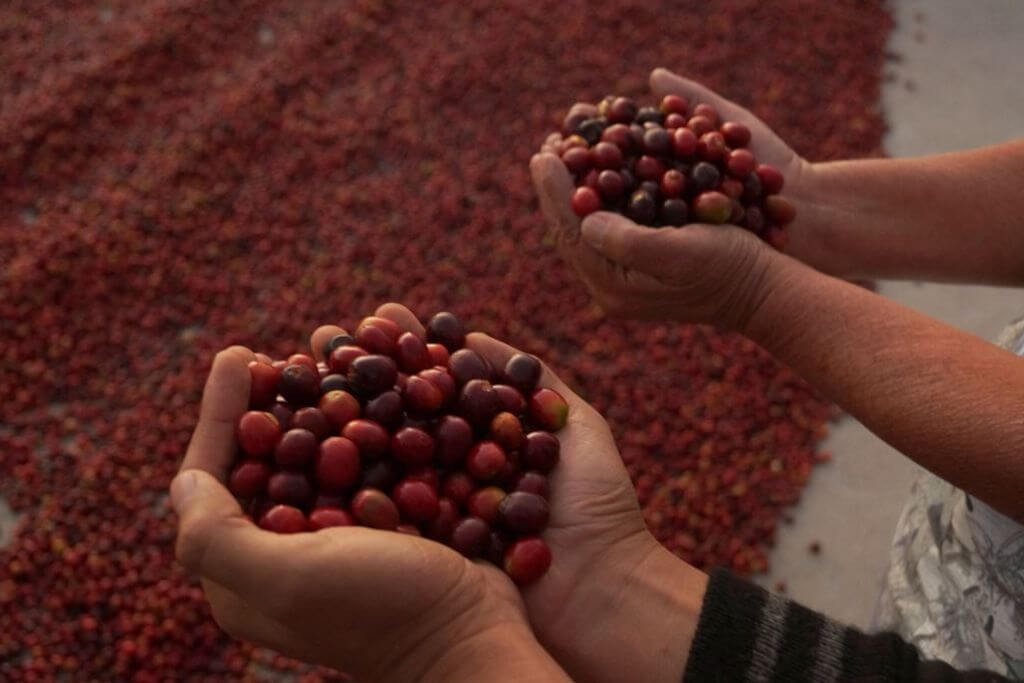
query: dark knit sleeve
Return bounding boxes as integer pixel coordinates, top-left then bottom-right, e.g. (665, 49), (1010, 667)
(683, 568), (1009, 682)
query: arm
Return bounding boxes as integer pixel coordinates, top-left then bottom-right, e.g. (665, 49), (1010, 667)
(746, 255), (1024, 521)
(797, 141), (1024, 283)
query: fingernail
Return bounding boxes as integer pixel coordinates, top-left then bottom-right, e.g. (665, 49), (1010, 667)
(170, 470), (199, 515)
(581, 214), (609, 249)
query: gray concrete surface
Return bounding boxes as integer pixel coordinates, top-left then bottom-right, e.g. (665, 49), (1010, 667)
(755, 0), (1024, 628)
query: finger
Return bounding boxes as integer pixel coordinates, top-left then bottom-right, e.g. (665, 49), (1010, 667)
(649, 68), (750, 124)
(465, 332), (584, 410)
(540, 131), (562, 155)
(530, 152), (582, 246)
(180, 346), (256, 477)
(580, 211), (714, 277)
(374, 302), (427, 340)
(171, 469), (303, 614)
(310, 324), (348, 363)
(255, 352), (273, 365)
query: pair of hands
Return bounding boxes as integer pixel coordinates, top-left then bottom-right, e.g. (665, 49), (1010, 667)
(172, 302), (694, 683)
(172, 67), (827, 681)
(534, 67), (837, 334)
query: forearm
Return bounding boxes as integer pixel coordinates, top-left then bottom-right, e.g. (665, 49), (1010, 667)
(746, 254), (1024, 521)
(792, 139), (1024, 283)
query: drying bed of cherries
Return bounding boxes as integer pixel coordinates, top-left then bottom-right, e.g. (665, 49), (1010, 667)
(234, 311), (564, 586)
(0, 0), (888, 679)
(561, 94), (794, 250)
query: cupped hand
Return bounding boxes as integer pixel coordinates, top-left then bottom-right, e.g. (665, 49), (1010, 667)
(171, 306), (566, 683)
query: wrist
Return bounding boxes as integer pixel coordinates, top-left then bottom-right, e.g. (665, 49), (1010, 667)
(418, 621), (568, 683)
(543, 531), (708, 683)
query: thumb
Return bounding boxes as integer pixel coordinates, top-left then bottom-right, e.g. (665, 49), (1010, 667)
(580, 212), (694, 277)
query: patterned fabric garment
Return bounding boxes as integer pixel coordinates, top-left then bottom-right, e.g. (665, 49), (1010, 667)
(875, 318), (1024, 678)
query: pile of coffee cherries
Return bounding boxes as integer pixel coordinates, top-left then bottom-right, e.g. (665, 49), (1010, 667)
(229, 312), (566, 585)
(561, 94), (795, 249)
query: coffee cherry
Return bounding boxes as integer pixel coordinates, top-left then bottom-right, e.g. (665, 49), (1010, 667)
(529, 388), (569, 431)
(321, 333), (356, 361)
(764, 195), (796, 225)
(502, 353), (541, 396)
(720, 178), (744, 200)
(766, 226), (790, 251)
(314, 493), (345, 508)
(450, 517), (491, 558)
(596, 170), (625, 200)
(515, 471), (550, 499)
(726, 148), (756, 179)
(320, 373), (352, 394)
(672, 127), (698, 158)
(351, 489), (400, 530)
(729, 199), (745, 224)
(317, 390), (360, 432)
(341, 419), (390, 458)
(466, 441), (506, 481)
(600, 123), (633, 151)
(270, 402), (294, 430)
(504, 537), (552, 585)
(434, 415), (474, 467)
(236, 411), (281, 457)
(274, 428), (318, 468)
(393, 479), (440, 523)
(660, 169), (686, 198)
(290, 407), (330, 441)
(523, 431), (560, 472)
(697, 131), (726, 161)
(287, 354), (318, 375)
(687, 115), (714, 137)
(392, 332), (430, 374)
(489, 412), (524, 451)
(426, 343), (450, 367)
(591, 141), (623, 170)
(607, 96), (638, 123)
(347, 354), (398, 398)
(626, 190), (657, 225)
(571, 186), (602, 218)
(634, 155), (665, 181)
(639, 180), (661, 201)
(442, 471), (477, 505)
(642, 127), (672, 156)
(742, 171), (763, 202)
(427, 498), (459, 542)
(448, 348), (489, 385)
(755, 164), (785, 195)
(693, 191), (732, 224)
(664, 112), (686, 129)
(561, 146), (590, 173)
(316, 437), (360, 492)
(720, 121), (751, 148)
(582, 168), (600, 189)
(562, 110), (590, 136)
(308, 507), (355, 530)
(391, 427), (435, 467)
(259, 505), (308, 534)
(426, 312), (466, 351)
(279, 363), (320, 406)
(660, 94), (689, 115)
(576, 118), (606, 145)
(229, 460), (271, 499)
(689, 162), (721, 194)
(403, 375), (444, 416)
(418, 367), (456, 405)
(467, 486), (506, 524)
(660, 198), (689, 227)
(499, 492), (549, 534)
(635, 106), (664, 125)
(328, 345), (368, 374)
(355, 324), (397, 356)
(248, 361), (281, 409)
(493, 384), (526, 414)
(267, 471), (314, 507)
(458, 379), (502, 430)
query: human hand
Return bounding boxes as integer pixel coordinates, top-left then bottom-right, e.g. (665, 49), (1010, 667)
(171, 307), (569, 682)
(462, 330), (709, 683)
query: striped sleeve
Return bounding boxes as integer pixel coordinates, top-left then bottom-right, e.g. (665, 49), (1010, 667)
(683, 569), (1009, 683)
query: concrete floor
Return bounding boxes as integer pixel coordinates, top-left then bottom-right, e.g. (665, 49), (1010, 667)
(755, 0), (1024, 628)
